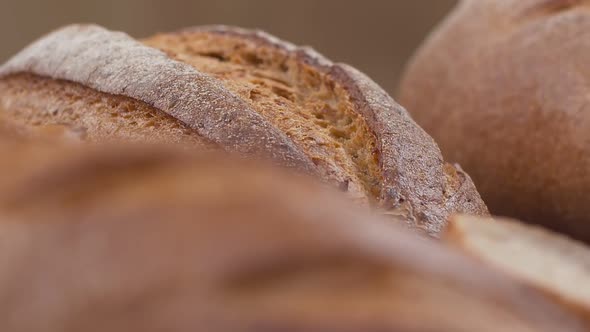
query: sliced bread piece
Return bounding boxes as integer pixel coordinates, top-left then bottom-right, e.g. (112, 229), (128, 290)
(445, 214), (590, 323)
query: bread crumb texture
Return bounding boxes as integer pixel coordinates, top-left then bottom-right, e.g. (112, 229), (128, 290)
(144, 32), (382, 202)
(0, 74), (210, 147)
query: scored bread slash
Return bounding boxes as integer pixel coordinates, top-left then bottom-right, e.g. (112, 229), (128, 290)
(0, 24), (488, 234)
(445, 214), (590, 325)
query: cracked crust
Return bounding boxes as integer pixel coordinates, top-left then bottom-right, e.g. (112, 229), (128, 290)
(0, 24), (487, 234)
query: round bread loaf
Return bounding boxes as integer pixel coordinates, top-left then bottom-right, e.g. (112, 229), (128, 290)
(0, 24), (487, 235)
(0, 140), (582, 332)
(398, 0), (590, 240)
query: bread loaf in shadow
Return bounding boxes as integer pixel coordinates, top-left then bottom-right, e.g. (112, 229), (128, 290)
(0, 140), (581, 332)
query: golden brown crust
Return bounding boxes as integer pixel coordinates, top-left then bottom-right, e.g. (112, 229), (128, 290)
(172, 26), (489, 233)
(0, 24), (488, 234)
(398, 0), (590, 240)
(0, 24), (313, 170)
(0, 141), (582, 332)
(143, 29), (381, 203)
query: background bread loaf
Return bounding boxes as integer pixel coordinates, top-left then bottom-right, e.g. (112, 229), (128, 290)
(0, 24), (488, 234)
(0, 140), (582, 332)
(398, 0), (590, 241)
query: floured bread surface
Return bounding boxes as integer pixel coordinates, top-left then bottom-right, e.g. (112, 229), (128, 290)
(0, 24), (489, 234)
(0, 74), (211, 147)
(0, 24), (313, 171)
(446, 215), (590, 321)
(144, 32), (382, 201)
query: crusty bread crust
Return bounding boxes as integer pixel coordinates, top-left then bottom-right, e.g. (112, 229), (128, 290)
(177, 26), (488, 229)
(0, 24), (488, 234)
(0, 24), (313, 170)
(0, 141), (581, 332)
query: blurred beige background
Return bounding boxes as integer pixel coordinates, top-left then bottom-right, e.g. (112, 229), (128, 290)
(0, 0), (456, 95)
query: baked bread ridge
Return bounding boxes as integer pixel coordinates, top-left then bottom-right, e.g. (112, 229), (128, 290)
(445, 214), (590, 325)
(0, 24), (488, 234)
(154, 25), (488, 232)
(0, 141), (582, 332)
(0, 24), (314, 171)
(0, 73), (223, 147)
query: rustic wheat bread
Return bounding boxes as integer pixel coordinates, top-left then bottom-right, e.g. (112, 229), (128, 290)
(0, 24), (487, 234)
(0, 140), (582, 332)
(445, 214), (590, 325)
(398, 0), (590, 240)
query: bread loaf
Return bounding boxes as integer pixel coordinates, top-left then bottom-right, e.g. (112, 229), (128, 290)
(0, 24), (487, 234)
(398, 0), (590, 240)
(445, 215), (590, 325)
(0, 140), (582, 332)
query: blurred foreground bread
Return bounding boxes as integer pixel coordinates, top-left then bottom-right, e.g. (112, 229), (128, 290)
(0, 24), (487, 234)
(398, 0), (590, 240)
(0, 139), (582, 331)
(445, 215), (590, 325)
